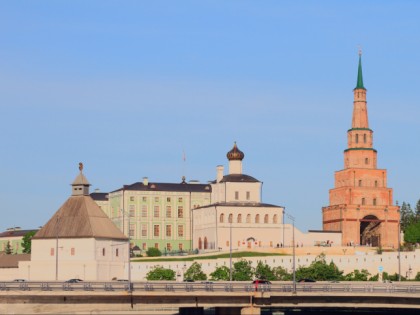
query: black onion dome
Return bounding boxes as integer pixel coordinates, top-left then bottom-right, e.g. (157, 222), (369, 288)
(227, 142), (245, 161)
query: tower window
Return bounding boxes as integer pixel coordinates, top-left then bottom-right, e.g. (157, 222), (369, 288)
(220, 213), (224, 223)
(373, 198), (377, 206)
(358, 180), (362, 187)
(364, 134), (367, 143)
(228, 213), (233, 223)
(365, 158), (369, 165)
(237, 214), (242, 223)
(246, 192), (250, 200)
(375, 180), (378, 187)
(264, 214), (269, 224)
(355, 134), (359, 143)
(362, 198), (366, 205)
(255, 214), (260, 224)
(246, 214), (251, 223)
(235, 191), (239, 200)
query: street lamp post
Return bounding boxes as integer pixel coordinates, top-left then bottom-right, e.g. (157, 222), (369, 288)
(282, 208), (285, 248)
(121, 208), (132, 292)
(55, 216), (59, 281)
(229, 220), (232, 281)
(397, 206), (401, 282)
(286, 213), (296, 294)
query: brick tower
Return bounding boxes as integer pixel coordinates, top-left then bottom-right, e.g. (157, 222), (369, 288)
(322, 52), (399, 248)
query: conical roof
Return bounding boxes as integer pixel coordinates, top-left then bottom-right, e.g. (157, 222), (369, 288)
(33, 195), (127, 240)
(72, 173), (90, 186)
(355, 51), (365, 90)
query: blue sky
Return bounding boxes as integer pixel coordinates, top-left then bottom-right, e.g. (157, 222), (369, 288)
(1, 1), (420, 232)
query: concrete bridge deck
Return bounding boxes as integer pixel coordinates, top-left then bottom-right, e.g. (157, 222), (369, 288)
(1, 281), (420, 314)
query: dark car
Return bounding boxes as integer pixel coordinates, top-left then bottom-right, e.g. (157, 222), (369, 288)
(252, 279), (271, 285)
(65, 279), (83, 283)
(298, 278), (316, 283)
(13, 279), (26, 282)
(183, 279), (195, 282)
(252, 279), (271, 292)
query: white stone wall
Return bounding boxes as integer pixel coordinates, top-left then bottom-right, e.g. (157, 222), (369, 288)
(127, 249), (420, 281)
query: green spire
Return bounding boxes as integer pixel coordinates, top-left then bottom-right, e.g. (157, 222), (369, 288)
(355, 51), (365, 89)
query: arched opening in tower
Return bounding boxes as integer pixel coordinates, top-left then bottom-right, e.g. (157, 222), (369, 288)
(360, 215), (381, 247)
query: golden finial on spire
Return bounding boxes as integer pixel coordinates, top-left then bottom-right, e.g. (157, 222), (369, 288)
(79, 162), (83, 172)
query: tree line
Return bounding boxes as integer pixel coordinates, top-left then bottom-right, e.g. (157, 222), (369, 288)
(146, 254), (420, 282)
(400, 200), (420, 244)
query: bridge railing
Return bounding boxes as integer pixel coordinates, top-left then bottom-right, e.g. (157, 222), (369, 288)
(1, 281), (420, 294)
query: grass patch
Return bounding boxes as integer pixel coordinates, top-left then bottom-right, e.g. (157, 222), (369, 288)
(132, 251), (283, 262)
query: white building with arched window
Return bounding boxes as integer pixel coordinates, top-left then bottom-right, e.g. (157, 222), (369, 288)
(192, 143), (285, 251)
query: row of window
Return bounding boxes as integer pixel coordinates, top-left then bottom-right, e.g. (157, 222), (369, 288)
(129, 196), (184, 203)
(125, 205), (185, 219)
(50, 247), (121, 257)
(360, 198), (379, 206)
(358, 180), (379, 187)
(219, 213), (279, 224)
(135, 242), (184, 251)
(354, 134), (368, 144)
(234, 191), (251, 200)
(129, 224), (185, 238)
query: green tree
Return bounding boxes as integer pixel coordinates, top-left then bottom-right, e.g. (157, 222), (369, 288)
(382, 272), (405, 281)
(255, 261), (276, 281)
(295, 253), (343, 281)
(273, 266), (292, 281)
(400, 202), (414, 231)
(146, 247), (162, 257)
(404, 220), (420, 244)
(184, 262), (207, 281)
(5, 241), (13, 255)
(415, 199), (420, 222)
(209, 266), (230, 281)
(146, 266), (176, 280)
(414, 272), (420, 281)
(344, 269), (370, 281)
(232, 259), (254, 281)
(21, 231), (37, 254)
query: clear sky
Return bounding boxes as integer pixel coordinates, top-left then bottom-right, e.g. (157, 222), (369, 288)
(1, 1), (420, 233)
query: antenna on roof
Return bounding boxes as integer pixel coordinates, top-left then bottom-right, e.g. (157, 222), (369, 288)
(182, 149), (187, 183)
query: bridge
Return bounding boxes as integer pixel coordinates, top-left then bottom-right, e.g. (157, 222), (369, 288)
(1, 281), (420, 314)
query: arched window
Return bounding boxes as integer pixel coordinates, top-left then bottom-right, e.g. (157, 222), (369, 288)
(237, 214), (242, 223)
(373, 198), (377, 206)
(246, 214), (251, 223)
(219, 213), (224, 223)
(198, 237), (202, 250)
(355, 134), (359, 143)
(204, 237), (208, 249)
(358, 180), (362, 187)
(362, 198), (366, 205)
(364, 134), (367, 143)
(264, 214), (269, 224)
(375, 180), (378, 187)
(273, 214), (278, 224)
(228, 213), (233, 223)
(365, 158), (369, 165)
(255, 214), (260, 224)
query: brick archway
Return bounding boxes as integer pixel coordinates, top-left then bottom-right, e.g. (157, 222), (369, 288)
(360, 215), (381, 247)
